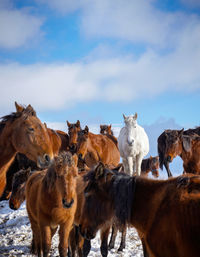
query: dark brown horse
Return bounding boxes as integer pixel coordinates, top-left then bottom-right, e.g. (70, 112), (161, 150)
(67, 120), (81, 154)
(157, 127), (200, 177)
(77, 126), (120, 170)
(141, 156), (159, 178)
(0, 102), (54, 198)
(165, 131), (200, 174)
(68, 173), (114, 257)
(100, 124), (113, 135)
(79, 163), (200, 257)
(26, 152), (78, 257)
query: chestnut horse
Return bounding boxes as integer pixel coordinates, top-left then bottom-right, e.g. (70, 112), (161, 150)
(80, 163), (200, 257)
(77, 126), (120, 169)
(26, 152), (78, 257)
(0, 102), (53, 198)
(141, 156), (159, 178)
(67, 120), (81, 154)
(0, 126), (69, 201)
(157, 126), (200, 177)
(165, 130), (200, 174)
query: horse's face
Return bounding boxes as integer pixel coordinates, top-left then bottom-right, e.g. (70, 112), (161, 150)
(79, 163), (114, 240)
(100, 125), (112, 135)
(54, 153), (78, 209)
(77, 126), (89, 163)
(67, 120), (81, 153)
(11, 103), (53, 168)
(9, 168), (31, 210)
(165, 130), (183, 162)
(123, 113), (137, 146)
(151, 156), (160, 178)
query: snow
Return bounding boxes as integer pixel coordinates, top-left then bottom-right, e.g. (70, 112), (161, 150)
(0, 200), (143, 256)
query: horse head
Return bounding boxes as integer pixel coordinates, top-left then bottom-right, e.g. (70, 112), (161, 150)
(165, 129), (184, 162)
(100, 124), (113, 135)
(67, 120), (81, 154)
(123, 113), (138, 146)
(79, 162), (115, 240)
(46, 152), (78, 209)
(10, 102), (54, 168)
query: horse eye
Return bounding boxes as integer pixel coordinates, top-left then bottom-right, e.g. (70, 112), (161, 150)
(28, 127), (34, 132)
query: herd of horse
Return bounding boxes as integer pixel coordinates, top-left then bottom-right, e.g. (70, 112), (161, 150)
(0, 102), (200, 257)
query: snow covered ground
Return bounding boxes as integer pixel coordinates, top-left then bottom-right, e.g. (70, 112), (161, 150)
(0, 200), (143, 257)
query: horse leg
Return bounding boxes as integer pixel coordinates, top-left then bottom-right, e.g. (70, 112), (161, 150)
(59, 222), (72, 257)
(164, 160), (172, 177)
(127, 157), (134, 176)
(40, 225), (52, 257)
(108, 224), (118, 250)
(100, 225), (110, 257)
(136, 154), (143, 176)
(29, 219), (41, 256)
(83, 239), (91, 257)
(122, 158), (129, 175)
(118, 224), (127, 252)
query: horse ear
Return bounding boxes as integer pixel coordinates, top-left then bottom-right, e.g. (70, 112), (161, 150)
(134, 113), (138, 120)
(15, 102), (24, 113)
(84, 126), (89, 134)
(76, 120), (80, 127)
(95, 162), (105, 179)
(178, 128), (184, 135)
(123, 114), (127, 120)
(67, 121), (70, 127)
(44, 122), (47, 129)
(109, 124), (112, 129)
(182, 136), (191, 152)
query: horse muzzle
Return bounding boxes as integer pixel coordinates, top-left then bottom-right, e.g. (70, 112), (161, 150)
(62, 198), (74, 209)
(37, 154), (52, 168)
(166, 155), (172, 162)
(69, 144), (77, 154)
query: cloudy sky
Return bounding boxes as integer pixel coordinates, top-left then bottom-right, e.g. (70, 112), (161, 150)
(1, 0), (200, 174)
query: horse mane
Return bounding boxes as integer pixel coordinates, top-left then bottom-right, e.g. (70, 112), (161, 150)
(0, 105), (36, 135)
(43, 151), (74, 191)
(111, 173), (136, 225)
(84, 168), (136, 225)
(105, 134), (118, 147)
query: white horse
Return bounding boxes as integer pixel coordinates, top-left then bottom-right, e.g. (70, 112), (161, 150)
(118, 113), (149, 176)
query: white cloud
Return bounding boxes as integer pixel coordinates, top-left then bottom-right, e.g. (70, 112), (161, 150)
(0, 5), (44, 49)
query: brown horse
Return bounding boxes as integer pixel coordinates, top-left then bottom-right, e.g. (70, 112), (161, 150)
(165, 130), (200, 174)
(26, 152), (78, 257)
(68, 173), (113, 257)
(141, 156), (159, 178)
(67, 120), (81, 154)
(79, 163), (200, 257)
(100, 124), (113, 135)
(9, 167), (31, 210)
(157, 127), (200, 177)
(0, 125), (68, 201)
(77, 126), (120, 169)
(0, 102), (53, 198)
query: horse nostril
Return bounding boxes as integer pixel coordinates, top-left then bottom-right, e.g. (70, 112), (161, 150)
(62, 198), (74, 209)
(9, 201), (16, 210)
(44, 154), (51, 164)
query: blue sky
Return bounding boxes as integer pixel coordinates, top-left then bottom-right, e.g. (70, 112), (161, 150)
(0, 0), (200, 176)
